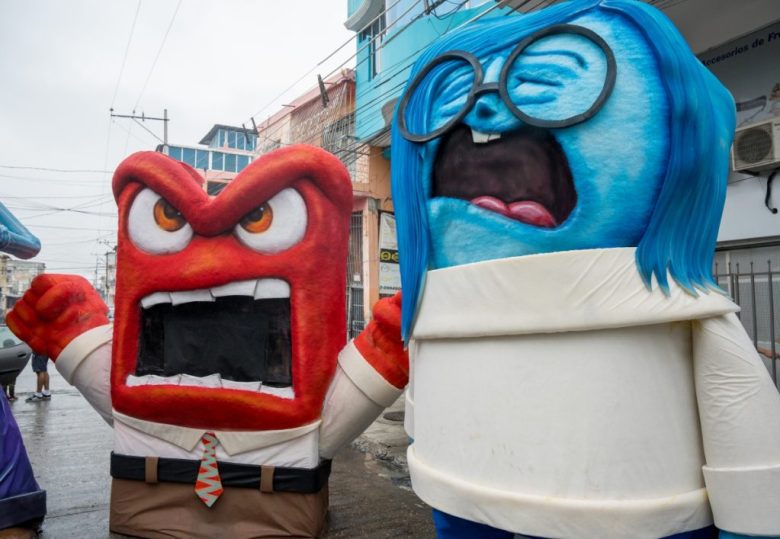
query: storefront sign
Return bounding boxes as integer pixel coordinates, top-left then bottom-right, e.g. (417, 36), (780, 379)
(378, 211), (401, 295)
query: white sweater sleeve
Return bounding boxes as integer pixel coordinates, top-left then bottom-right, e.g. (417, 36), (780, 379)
(55, 324), (114, 426)
(318, 341), (403, 459)
(693, 313), (780, 535)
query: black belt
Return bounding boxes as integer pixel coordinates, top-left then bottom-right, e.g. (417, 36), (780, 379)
(110, 452), (331, 494)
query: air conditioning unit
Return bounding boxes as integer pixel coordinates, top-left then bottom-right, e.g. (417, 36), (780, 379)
(731, 118), (780, 173)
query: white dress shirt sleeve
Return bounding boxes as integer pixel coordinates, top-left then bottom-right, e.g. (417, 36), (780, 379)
(55, 324), (114, 426)
(693, 313), (780, 536)
(318, 340), (403, 459)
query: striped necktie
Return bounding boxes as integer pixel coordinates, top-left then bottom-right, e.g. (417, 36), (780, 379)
(195, 432), (224, 507)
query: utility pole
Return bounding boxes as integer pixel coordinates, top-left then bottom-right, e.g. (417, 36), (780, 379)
(110, 108), (170, 148)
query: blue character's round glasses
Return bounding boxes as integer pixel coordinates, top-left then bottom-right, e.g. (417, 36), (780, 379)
(397, 24), (617, 143)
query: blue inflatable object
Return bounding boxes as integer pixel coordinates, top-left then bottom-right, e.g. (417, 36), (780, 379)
(0, 393), (46, 529)
(0, 203), (45, 531)
(0, 202), (41, 260)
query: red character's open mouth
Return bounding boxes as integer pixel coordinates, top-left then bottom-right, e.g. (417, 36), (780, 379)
(132, 279), (294, 398)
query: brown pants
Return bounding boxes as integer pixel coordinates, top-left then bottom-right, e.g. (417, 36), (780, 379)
(110, 479), (328, 539)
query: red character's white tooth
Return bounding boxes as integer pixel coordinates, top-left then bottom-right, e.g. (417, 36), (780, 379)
(211, 280), (256, 298)
(170, 290), (215, 306)
(146, 375), (181, 386)
(126, 375), (147, 387)
(260, 385), (295, 400)
(141, 292), (172, 309)
(254, 279), (290, 299)
(222, 380), (261, 391)
(180, 374), (222, 388)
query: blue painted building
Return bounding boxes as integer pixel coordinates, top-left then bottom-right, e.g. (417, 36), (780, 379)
(162, 124), (257, 195)
(345, 0), (501, 144)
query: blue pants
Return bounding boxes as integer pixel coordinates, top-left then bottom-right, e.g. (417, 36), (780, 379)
(432, 510), (719, 539)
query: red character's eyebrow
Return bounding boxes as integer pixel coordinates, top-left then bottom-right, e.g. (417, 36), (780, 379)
(112, 146), (352, 236)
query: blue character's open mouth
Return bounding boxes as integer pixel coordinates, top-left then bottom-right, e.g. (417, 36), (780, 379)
(432, 124), (577, 228)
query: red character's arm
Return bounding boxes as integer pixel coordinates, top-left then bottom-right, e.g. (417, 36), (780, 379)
(353, 292), (409, 389)
(319, 293), (408, 458)
(7, 274), (109, 360)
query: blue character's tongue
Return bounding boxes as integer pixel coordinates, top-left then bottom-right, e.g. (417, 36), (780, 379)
(471, 196), (557, 228)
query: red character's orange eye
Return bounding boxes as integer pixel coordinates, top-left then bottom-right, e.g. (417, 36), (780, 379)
(153, 198), (187, 232)
(240, 204), (274, 234)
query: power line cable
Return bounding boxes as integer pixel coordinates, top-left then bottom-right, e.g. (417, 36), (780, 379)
(0, 165), (111, 174)
(111, 0), (142, 109)
(250, 0), (425, 128)
(247, 0), (406, 122)
(133, 0), (182, 110)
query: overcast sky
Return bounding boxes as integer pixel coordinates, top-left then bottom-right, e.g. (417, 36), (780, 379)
(0, 0), (355, 281)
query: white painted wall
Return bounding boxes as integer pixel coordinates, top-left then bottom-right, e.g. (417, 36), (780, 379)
(663, 0), (780, 54)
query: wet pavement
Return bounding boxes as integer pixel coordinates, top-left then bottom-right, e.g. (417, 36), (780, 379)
(9, 366), (434, 538)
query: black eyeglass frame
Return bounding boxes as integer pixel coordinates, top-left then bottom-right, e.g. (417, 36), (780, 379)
(396, 24), (617, 143)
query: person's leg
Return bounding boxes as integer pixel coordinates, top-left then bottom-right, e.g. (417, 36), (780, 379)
(26, 358), (47, 401)
(41, 371), (50, 398)
(432, 509), (515, 539)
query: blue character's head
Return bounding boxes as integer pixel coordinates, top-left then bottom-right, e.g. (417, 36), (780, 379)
(391, 0), (735, 339)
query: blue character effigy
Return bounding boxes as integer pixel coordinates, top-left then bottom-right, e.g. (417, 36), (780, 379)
(391, 1), (780, 537)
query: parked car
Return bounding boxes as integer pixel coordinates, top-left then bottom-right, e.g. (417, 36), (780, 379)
(0, 325), (31, 389)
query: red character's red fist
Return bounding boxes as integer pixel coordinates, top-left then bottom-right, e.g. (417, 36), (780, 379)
(354, 292), (408, 389)
(6, 274), (109, 360)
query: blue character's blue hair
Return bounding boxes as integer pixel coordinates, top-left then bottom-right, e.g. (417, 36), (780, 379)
(391, 0), (736, 340)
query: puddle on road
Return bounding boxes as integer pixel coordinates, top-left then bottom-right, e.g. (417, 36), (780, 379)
(360, 451), (413, 490)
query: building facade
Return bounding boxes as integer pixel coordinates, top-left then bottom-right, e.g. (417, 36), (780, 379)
(0, 255), (45, 314)
(162, 124), (258, 196)
(256, 69), (391, 338)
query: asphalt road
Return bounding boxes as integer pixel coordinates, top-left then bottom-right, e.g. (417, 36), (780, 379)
(9, 365), (435, 538)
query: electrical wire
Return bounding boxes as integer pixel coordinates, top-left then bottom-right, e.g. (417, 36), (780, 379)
(133, 0), (182, 110)
(0, 165), (111, 174)
(247, 0), (406, 121)
(111, 0), (142, 109)
(257, 0), (508, 145)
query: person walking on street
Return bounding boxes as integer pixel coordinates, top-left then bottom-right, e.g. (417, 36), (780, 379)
(25, 353), (50, 402)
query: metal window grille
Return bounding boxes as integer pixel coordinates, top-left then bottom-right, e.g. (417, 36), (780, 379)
(346, 212), (365, 339)
(714, 248), (780, 388)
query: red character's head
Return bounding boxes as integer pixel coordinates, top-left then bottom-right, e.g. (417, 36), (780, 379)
(111, 147), (352, 430)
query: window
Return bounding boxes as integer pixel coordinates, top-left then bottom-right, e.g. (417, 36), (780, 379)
(227, 131), (237, 149)
(196, 149), (209, 169)
(225, 153), (237, 173)
(323, 113), (357, 177)
(218, 129), (226, 147)
(182, 148), (196, 168)
(0, 326), (22, 347)
(168, 146), (183, 161)
(237, 155), (250, 172)
(207, 181), (228, 196)
(386, 0), (423, 29)
(360, 13), (385, 80)
(212, 152), (224, 171)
